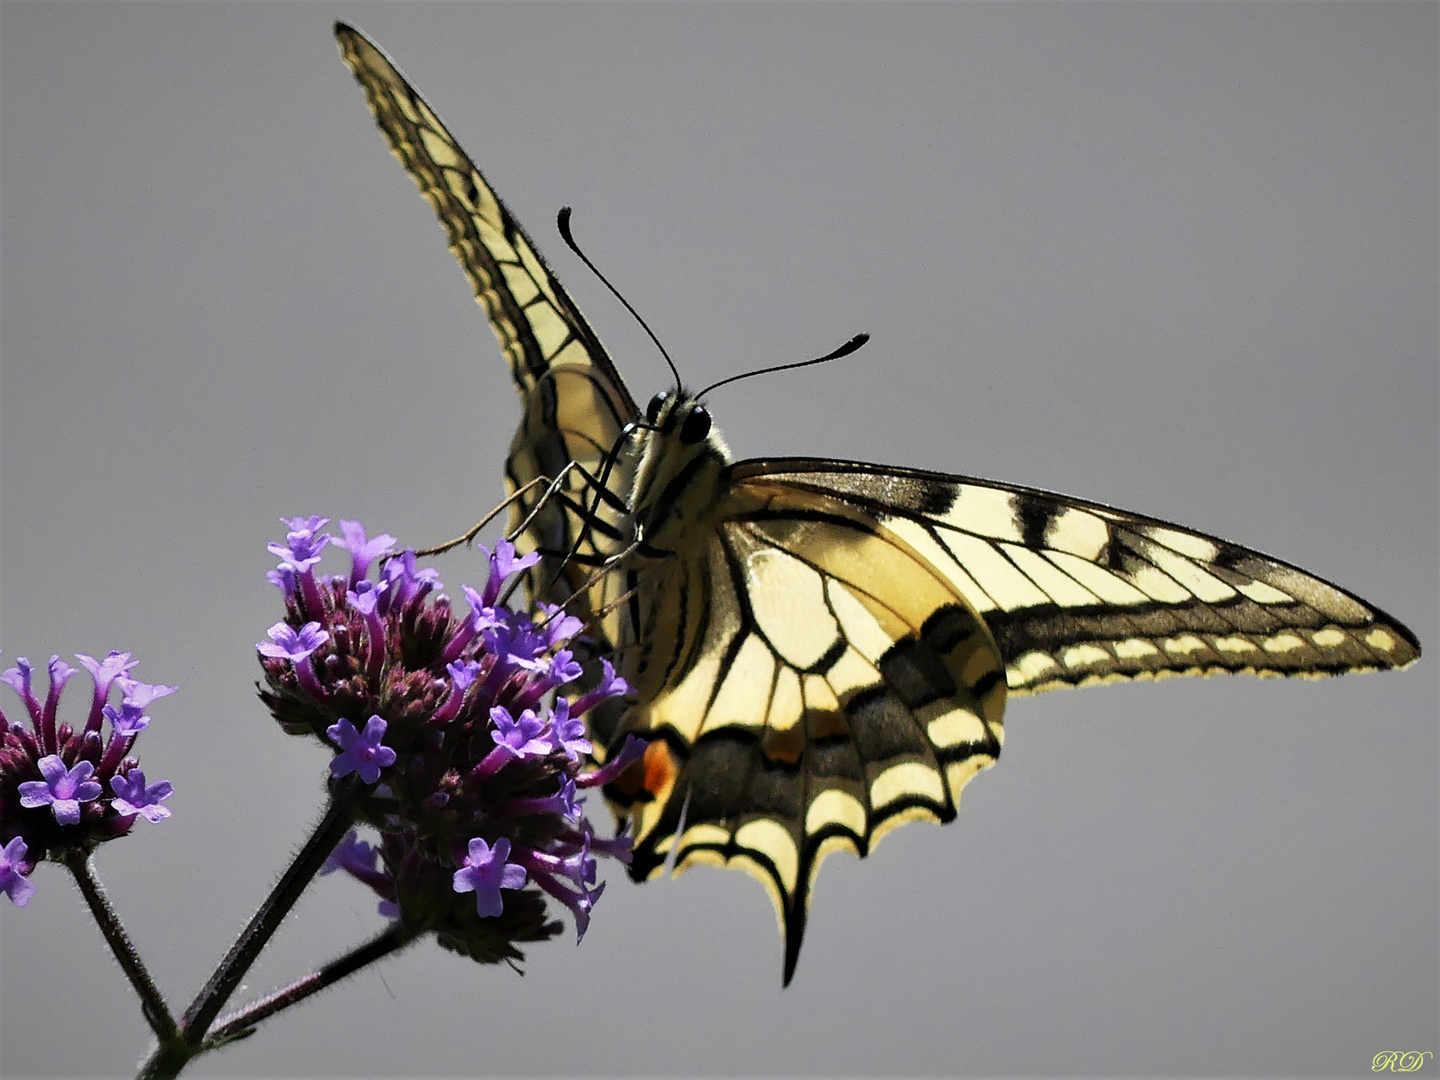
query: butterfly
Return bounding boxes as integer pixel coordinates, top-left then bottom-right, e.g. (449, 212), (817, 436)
(333, 23), (1421, 984)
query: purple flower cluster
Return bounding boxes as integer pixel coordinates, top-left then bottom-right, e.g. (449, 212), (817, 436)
(0, 652), (176, 905)
(258, 516), (639, 964)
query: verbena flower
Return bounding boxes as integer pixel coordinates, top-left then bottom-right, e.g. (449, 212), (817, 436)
(257, 520), (640, 964)
(453, 836), (527, 917)
(20, 756), (103, 825)
(0, 836), (36, 908)
(325, 716), (397, 784)
(109, 769), (174, 823)
(0, 652), (176, 902)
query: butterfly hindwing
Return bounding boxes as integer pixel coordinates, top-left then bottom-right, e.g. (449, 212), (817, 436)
(604, 476), (1007, 983)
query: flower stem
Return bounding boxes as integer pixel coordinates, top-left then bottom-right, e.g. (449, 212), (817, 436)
(200, 922), (421, 1050)
(65, 852), (178, 1039)
(135, 779), (362, 1080)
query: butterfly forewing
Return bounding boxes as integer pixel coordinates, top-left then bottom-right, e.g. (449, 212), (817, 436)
(733, 460), (1421, 690)
(335, 23), (639, 619)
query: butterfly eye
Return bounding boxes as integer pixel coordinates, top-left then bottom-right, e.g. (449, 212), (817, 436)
(646, 391), (669, 423)
(680, 405), (712, 444)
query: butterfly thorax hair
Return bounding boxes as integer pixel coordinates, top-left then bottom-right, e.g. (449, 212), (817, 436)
(627, 390), (733, 551)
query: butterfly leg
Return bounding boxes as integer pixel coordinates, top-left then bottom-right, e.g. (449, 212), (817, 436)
(413, 474), (562, 557)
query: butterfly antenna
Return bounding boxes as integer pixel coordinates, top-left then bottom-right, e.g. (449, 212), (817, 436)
(557, 207), (683, 392)
(695, 332), (869, 400)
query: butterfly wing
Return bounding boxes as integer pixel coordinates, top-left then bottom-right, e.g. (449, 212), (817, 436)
(730, 459), (1421, 689)
(335, 23), (639, 616)
(608, 457), (1419, 982)
(605, 470), (1009, 984)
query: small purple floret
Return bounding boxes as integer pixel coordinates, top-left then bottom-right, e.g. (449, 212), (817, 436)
(41, 657), (78, 729)
(380, 549), (441, 609)
(527, 864), (606, 943)
(76, 651), (139, 732)
(117, 679), (178, 709)
(432, 659), (483, 725)
(1, 657), (41, 724)
(448, 659), (482, 692)
(584, 827), (634, 864)
(257, 621), (329, 661)
(75, 651), (137, 694)
(452, 836), (527, 917)
(336, 519), (397, 585)
(109, 768), (174, 823)
(441, 585), (499, 663)
(102, 701), (150, 737)
(535, 602), (584, 649)
(570, 659), (632, 717)
(489, 706), (551, 760)
(266, 566), (296, 594)
(495, 775), (583, 822)
(546, 649), (584, 687)
(525, 833), (597, 889)
(556, 777), (582, 819)
(481, 621), (546, 678)
(0, 837), (36, 908)
(327, 715), (397, 784)
(259, 622), (330, 697)
(268, 518), (331, 572)
(321, 829), (380, 876)
(547, 699), (591, 762)
(479, 538), (540, 607)
(282, 514), (330, 535)
(576, 734), (647, 789)
(571, 881), (605, 942)
(346, 582), (383, 617)
(19, 755), (103, 825)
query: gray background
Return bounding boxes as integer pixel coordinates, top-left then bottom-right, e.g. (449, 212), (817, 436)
(1, 3), (1435, 1077)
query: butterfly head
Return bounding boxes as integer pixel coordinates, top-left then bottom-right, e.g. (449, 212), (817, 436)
(628, 389), (733, 543)
(643, 390), (713, 445)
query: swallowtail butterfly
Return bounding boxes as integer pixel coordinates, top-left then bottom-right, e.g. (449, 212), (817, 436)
(334, 23), (1420, 983)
